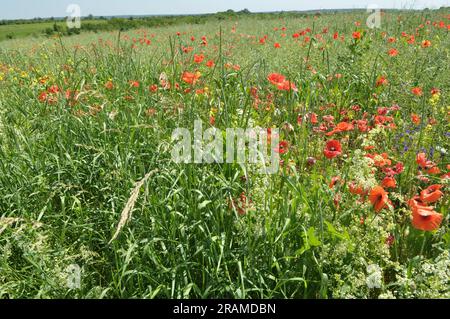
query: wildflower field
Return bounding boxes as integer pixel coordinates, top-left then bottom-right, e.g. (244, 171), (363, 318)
(0, 9), (449, 299)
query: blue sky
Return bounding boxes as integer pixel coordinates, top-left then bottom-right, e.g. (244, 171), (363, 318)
(1, 0), (449, 20)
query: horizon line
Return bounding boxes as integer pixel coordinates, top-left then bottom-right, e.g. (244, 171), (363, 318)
(1, 6), (448, 22)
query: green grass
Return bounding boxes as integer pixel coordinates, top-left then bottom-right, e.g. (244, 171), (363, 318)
(0, 9), (449, 299)
(0, 20), (107, 41)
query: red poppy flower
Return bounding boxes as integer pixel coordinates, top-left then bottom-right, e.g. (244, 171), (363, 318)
(427, 166), (441, 175)
(104, 81), (114, 90)
(326, 122), (354, 136)
(430, 88), (440, 95)
(182, 71), (201, 85)
(411, 87), (423, 96)
(182, 46), (193, 53)
(267, 73), (297, 92)
(421, 40), (431, 48)
(381, 177), (397, 189)
(38, 92), (47, 102)
(394, 162), (404, 174)
(416, 152), (434, 169)
(369, 186), (388, 212)
(274, 42), (281, 48)
(129, 80), (139, 88)
(193, 54), (204, 64)
(388, 48), (398, 56)
(352, 31), (361, 40)
(376, 76), (389, 87)
(416, 152), (428, 167)
(276, 80), (297, 92)
(441, 172), (450, 179)
(409, 196), (443, 231)
(323, 140), (342, 159)
(274, 140), (289, 154)
(47, 85), (60, 94)
(411, 113), (421, 125)
(329, 176), (342, 189)
(267, 73), (286, 85)
(420, 185), (444, 203)
(206, 60), (215, 68)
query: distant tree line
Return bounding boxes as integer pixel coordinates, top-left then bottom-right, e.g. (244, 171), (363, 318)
(0, 10), (257, 39)
(1, 6), (448, 26)
(1, 7), (448, 40)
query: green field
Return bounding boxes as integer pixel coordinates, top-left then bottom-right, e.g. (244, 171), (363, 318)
(0, 9), (449, 299)
(0, 20), (108, 41)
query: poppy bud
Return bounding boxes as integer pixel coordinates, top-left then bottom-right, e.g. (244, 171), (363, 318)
(307, 157), (316, 166)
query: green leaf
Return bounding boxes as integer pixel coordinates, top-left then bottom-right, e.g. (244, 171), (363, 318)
(307, 227), (322, 247)
(198, 200), (212, 210)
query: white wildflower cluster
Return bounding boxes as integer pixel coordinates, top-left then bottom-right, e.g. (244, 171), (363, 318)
(366, 125), (386, 141)
(366, 264), (383, 289)
(359, 125), (387, 150)
(378, 290), (396, 299)
(435, 145), (447, 155)
(393, 250), (450, 298)
(346, 149), (378, 191)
